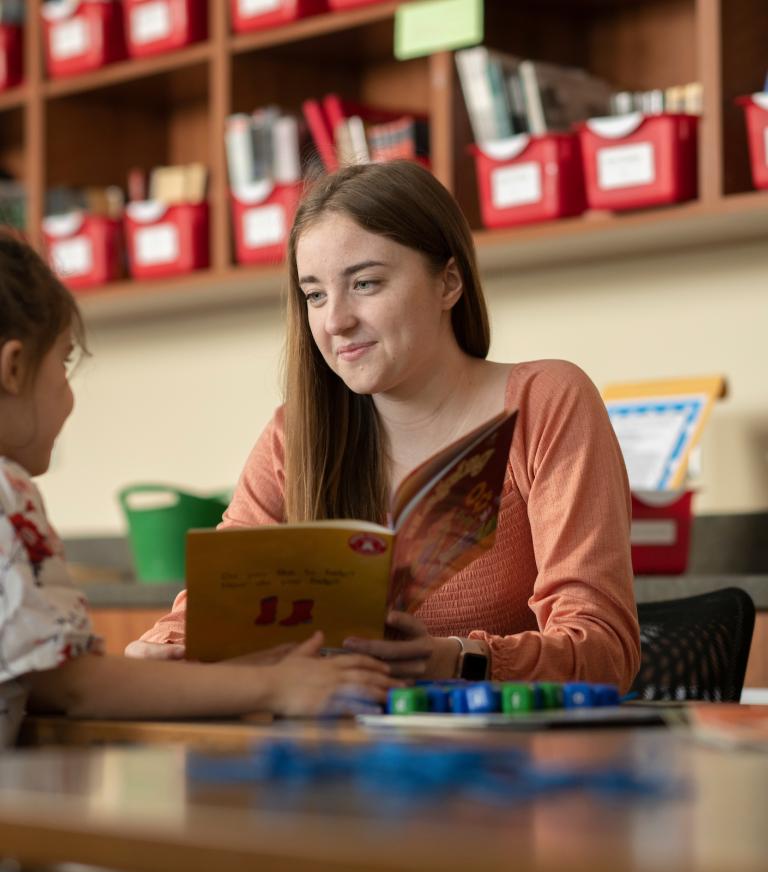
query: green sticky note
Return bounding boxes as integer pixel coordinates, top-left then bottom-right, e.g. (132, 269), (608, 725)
(394, 0), (484, 61)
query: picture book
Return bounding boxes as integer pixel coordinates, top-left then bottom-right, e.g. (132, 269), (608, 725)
(185, 409), (517, 661)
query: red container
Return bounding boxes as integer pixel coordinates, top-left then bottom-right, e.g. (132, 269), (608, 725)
(631, 490), (693, 576)
(230, 0), (325, 32)
(124, 201), (209, 279)
(43, 211), (124, 291)
(0, 24), (23, 91)
(327, 0), (387, 8)
(231, 181), (301, 265)
(736, 93), (768, 191)
(42, 0), (126, 79)
(123, 0), (207, 58)
(577, 112), (698, 211)
(470, 133), (586, 228)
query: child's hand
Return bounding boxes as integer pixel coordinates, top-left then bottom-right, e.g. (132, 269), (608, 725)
(224, 631), (325, 666)
(124, 640), (186, 660)
(265, 633), (398, 717)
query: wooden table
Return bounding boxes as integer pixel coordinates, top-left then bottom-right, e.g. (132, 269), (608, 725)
(3, 717), (768, 872)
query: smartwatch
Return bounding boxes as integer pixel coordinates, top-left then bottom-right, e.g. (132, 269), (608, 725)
(449, 636), (490, 680)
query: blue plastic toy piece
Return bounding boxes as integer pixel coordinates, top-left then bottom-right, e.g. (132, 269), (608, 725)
(592, 684), (621, 706)
(449, 686), (469, 713)
(465, 682), (501, 714)
(425, 686), (451, 713)
(563, 682), (596, 709)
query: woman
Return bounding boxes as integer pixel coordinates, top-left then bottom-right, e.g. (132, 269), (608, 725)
(129, 161), (640, 692)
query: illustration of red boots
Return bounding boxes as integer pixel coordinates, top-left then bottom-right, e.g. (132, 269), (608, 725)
(253, 595), (278, 625)
(279, 598), (315, 626)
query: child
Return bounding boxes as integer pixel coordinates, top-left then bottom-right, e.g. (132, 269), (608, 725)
(0, 233), (393, 746)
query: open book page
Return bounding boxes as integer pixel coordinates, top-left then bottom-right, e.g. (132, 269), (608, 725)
(387, 410), (517, 611)
(186, 521), (392, 660)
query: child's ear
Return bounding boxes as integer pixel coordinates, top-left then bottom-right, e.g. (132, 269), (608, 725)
(0, 340), (27, 396)
(440, 257), (464, 310)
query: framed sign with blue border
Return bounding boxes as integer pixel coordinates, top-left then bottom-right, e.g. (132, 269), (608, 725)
(602, 376), (727, 490)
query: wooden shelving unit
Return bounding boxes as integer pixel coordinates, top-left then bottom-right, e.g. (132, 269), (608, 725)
(1, 0), (765, 322)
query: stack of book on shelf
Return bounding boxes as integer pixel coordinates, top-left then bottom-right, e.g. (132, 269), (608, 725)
(43, 184), (126, 291)
(610, 83), (703, 117)
(225, 107), (307, 265)
(302, 93), (430, 172)
(455, 46), (614, 143)
(124, 162), (210, 280)
(457, 46), (703, 227)
(456, 47), (611, 229)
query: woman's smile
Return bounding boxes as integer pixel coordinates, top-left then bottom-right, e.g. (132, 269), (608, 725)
(336, 341), (377, 362)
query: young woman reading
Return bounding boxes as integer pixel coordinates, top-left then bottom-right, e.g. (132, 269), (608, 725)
(128, 161), (641, 693)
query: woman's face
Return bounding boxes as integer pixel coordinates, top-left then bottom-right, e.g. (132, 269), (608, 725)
(296, 213), (460, 397)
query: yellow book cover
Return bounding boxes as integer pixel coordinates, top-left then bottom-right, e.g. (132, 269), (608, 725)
(186, 409), (517, 660)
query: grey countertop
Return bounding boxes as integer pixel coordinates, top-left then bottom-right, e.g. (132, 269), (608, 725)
(65, 511), (768, 610)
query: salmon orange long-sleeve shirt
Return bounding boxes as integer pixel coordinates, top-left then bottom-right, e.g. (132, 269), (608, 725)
(140, 360), (640, 692)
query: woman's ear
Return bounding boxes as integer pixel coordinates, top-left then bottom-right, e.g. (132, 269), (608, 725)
(440, 257), (464, 310)
(0, 339), (27, 396)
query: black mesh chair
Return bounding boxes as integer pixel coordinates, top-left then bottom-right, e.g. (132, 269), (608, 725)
(631, 587), (755, 702)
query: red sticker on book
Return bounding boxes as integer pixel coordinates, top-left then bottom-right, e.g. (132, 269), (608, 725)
(348, 533), (387, 556)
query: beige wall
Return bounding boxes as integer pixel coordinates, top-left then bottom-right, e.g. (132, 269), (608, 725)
(44, 238), (768, 535)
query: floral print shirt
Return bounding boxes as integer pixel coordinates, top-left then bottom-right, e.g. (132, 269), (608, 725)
(0, 457), (96, 745)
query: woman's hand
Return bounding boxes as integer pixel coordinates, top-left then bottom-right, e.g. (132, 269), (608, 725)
(342, 611), (461, 680)
(124, 640), (186, 660)
(265, 631), (399, 716)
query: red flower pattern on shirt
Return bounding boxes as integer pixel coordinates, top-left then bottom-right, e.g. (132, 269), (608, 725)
(9, 513), (55, 565)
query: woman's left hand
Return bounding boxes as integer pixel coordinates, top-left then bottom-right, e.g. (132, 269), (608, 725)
(342, 611), (460, 680)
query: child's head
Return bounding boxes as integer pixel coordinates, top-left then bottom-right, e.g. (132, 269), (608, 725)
(0, 233), (86, 475)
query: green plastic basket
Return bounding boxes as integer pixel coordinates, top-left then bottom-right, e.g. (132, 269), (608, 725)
(118, 484), (229, 584)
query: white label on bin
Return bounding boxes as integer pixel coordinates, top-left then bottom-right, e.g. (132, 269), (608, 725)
(597, 142), (655, 190)
(51, 237), (93, 278)
(135, 223), (179, 265)
(630, 520), (677, 546)
(239, 0), (282, 14)
(131, 1), (172, 45)
(490, 162), (542, 208)
(51, 18), (89, 60)
(244, 204), (285, 248)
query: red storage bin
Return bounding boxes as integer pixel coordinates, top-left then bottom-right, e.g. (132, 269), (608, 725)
(0, 24), (23, 91)
(230, 0), (325, 32)
(125, 201), (209, 279)
(42, 0), (126, 79)
(231, 181), (301, 265)
(470, 133), (586, 228)
(328, 0), (387, 8)
(736, 93), (768, 191)
(631, 490), (693, 576)
(577, 112), (698, 211)
(43, 211), (124, 291)
(123, 0), (206, 58)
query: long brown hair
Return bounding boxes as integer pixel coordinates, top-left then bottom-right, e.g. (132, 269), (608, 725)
(283, 161), (490, 523)
(0, 232), (87, 389)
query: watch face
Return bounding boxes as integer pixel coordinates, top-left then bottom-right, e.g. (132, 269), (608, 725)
(461, 652), (488, 681)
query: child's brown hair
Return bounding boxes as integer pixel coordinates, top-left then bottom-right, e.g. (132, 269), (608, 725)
(0, 232), (86, 387)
